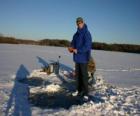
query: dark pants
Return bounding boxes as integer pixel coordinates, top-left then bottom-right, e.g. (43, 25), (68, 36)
(75, 63), (88, 95)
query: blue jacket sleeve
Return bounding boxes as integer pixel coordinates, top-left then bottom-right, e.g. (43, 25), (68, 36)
(77, 32), (92, 53)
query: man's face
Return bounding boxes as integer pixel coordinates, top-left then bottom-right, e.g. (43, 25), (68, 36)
(77, 21), (84, 29)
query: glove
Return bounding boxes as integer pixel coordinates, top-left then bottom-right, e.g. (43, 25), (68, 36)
(68, 47), (74, 53)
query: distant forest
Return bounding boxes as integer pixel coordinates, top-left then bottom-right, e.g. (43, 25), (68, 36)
(0, 36), (140, 53)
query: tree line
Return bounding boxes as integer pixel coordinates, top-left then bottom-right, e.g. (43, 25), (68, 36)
(0, 36), (140, 53)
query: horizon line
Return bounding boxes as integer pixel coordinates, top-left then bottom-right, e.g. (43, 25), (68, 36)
(0, 34), (140, 46)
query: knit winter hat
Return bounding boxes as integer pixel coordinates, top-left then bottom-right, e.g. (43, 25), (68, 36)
(76, 17), (84, 23)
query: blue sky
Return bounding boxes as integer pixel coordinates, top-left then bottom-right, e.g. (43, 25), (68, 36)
(0, 0), (140, 44)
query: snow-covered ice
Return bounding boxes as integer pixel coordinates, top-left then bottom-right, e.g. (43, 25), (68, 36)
(0, 44), (140, 116)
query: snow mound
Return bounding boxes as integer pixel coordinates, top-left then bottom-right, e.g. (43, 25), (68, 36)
(1, 69), (140, 116)
(45, 84), (62, 93)
(30, 84), (63, 94)
(29, 69), (48, 78)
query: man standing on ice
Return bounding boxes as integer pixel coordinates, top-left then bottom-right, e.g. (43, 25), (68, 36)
(68, 17), (92, 97)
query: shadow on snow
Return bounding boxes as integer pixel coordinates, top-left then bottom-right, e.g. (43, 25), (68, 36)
(5, 64), (31, 116)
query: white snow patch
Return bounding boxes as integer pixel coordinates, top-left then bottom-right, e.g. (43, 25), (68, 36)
(30, 84), (62, 94)
(29, 69), (47, 78)
(45, 84), (62, 93)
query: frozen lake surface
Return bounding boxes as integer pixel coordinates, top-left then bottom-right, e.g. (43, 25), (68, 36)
(0, 44), (140, 116)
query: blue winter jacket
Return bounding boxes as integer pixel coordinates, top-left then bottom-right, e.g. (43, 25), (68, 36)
(71, 24), (92, 63)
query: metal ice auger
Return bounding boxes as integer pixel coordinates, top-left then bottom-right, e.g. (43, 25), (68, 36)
(57, 55), (61, 63)
(55, 55), (61, 74)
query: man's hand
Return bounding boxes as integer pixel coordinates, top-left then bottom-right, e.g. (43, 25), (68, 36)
(68, 47), (74, 53)
(68, 47), (77, 54)
(73, 49), (77, 54)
